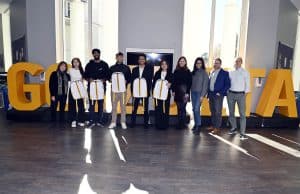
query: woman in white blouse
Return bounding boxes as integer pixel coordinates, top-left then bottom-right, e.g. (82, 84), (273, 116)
(152, 60), (172, 130)
(68, 58), (88, 128)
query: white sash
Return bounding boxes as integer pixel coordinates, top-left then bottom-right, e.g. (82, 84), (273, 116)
(70, 80), (88, 100)
(111, 72), (126, 93)
(89, 80), (104, 100)
(133, 78), (147, 98)
(153, 79), (169, 101)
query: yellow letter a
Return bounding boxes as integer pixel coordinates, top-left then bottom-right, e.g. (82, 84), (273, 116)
(256, 69), (297, 117)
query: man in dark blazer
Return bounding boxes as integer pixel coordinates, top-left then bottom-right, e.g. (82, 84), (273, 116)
(208, 58), (230, 134)
(130, 54), (154, 129)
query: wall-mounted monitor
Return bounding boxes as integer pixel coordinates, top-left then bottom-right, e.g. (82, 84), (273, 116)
(126, 48), (174, 73)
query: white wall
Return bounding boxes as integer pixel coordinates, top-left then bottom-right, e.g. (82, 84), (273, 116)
(277, 0), (298, 48)
(245, 0), (298, 112)
(118, 0), (184, 68)
(277, 0), (298, 90)
(291, 0), (300, 10)
(245, 0), (280, 112)
(9, 0), (26, 42)
(26, 0), (56, 68)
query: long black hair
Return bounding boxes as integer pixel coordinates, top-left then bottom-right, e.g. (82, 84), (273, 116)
(158, 60), (169, 72)
(192, 57), (206, 75)
(71, 58), (84, 76)
(56, 61), (68, 73)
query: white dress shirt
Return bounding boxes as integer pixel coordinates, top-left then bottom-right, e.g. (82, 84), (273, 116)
(209, 69), (220, 91)
(69, 68), (82, 81)
(139, 66), (144, 78)
(229, 67), (250, 93)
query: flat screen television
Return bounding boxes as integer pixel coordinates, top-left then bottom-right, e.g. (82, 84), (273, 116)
(126, 49), (174, 73)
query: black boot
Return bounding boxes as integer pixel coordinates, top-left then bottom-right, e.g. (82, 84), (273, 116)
(192, 126), (197, 131)
(193, 126), (201, 135)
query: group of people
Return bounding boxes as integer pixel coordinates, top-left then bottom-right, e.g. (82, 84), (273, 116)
(49, 48), (250, 140)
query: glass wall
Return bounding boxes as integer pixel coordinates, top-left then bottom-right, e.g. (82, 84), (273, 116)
(183, 0), (247, 69)
(182, 0), (212, 67)
(58, 0), (118, 66)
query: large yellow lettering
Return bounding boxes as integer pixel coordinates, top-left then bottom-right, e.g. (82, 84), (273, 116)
(256, 69), (297, 117)
(7, 63), (45, 110)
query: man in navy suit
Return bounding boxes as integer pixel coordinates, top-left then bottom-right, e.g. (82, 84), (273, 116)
(208, 58), (230, 134)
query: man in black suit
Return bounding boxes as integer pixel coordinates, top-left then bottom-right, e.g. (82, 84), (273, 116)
(130, 54), (154, 129)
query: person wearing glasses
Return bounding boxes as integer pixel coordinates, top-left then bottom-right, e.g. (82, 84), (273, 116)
(191, 57), (209, 135)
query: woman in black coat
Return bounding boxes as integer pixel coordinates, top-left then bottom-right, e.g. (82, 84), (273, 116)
(171, 56), (192, 129)
(49, 61), (70, 122)
(152, 60), (172, 130)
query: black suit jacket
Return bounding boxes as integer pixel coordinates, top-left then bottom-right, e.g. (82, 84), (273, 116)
(130, 65), (154, 97)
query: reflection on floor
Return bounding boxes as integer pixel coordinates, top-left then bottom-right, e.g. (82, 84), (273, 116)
(0, 113), (300, 194)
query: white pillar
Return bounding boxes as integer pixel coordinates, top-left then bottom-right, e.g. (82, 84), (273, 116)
(102, 0), (119, 65)
(55, 0), (64, 62)
(239, 0), (250, 68)
(292, 12), (300, 91)
(70, 0), (86, 63)
(182, 0), (212, 68)
(2, 9), (12, 71)
(220, 0), (240, 68)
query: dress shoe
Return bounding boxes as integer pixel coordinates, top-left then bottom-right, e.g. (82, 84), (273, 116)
(211, 128), (220, 134)
(207, 126), (214, 131)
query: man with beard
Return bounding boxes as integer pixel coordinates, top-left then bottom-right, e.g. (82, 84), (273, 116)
(208, 58), (230, 134)
(84, 48), (110, 127)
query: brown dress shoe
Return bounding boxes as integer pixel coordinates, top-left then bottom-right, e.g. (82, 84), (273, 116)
(211, 128), (220, 134)
(207, 126), (214, 131)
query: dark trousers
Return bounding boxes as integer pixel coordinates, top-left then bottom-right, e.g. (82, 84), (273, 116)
(89, 99), (104, 123)
(131, 97), (149, 126)
(68, 94), (85, 123)
(209, 94), (224, 128)
(176, 101), (187, 128)
(154, 98), (170, 130)
(51, 95), (67, 122)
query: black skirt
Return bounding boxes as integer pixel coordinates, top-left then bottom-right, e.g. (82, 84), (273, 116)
(174, 84), (188, 103)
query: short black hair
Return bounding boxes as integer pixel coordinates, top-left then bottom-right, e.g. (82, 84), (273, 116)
(116, 52), (124, 57)
(138, 53), (147, 60)
(92, 48), (101, 54)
